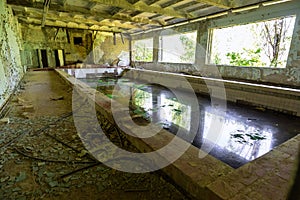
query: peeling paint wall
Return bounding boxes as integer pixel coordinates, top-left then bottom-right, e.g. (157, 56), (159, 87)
(94, 33), (129, 64)
(133, 1), (300, 87)
(21, 27), (130, 67)
(21, 26), (93, 67)
(0, 3), (24, 109)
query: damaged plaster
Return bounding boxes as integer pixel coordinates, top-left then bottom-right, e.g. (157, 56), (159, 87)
(0, 3), (24, 109)
(21, 26), (129, 67)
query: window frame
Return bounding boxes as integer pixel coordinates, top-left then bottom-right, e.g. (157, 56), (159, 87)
(132, 37), (154, 62)
(158, 31), (197, 64)
(206, 11), (298, 69)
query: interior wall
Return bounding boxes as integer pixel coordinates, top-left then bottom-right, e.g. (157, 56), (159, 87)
(95, 33), (130, 65)
(22, 27), (130, 67)
(21, 26), (92, 67)
(0, 2), (24, 109)
(133, 1), (300, 87)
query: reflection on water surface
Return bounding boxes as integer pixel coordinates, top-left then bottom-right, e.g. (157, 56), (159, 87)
(67, 69), (299, 168)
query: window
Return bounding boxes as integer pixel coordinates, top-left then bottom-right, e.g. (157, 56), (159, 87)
(73, 37), (83, 45)
(132, 38), (153, 62)
(209, 16), (296, 68)
(159, 31), (197, 63)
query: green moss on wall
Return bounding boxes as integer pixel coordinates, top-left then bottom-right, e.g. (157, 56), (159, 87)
(0, 4), (24, 108)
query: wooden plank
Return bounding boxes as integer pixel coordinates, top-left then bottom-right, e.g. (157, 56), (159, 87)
(9, 4), (162, 26)
(91, 0), (192, 18)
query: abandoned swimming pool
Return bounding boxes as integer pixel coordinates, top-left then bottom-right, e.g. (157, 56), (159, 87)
(64, 69), (300, 169)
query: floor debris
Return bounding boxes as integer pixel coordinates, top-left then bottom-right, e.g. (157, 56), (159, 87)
(50, 96), (64, 101)
(0, 71), (189, 200)
(0, 118), (10, 124)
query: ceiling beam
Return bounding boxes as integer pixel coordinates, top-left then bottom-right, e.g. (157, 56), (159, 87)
(91, 0), (193, 18)
(194, 0), (231, 9)
(9, 4), (162, 26)
(15, 11), (142, 30)
(18, 17), (124, 33)
(41, 0), (51, 27)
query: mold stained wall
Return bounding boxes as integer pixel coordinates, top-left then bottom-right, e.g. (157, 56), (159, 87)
(21, 25), (130, 68)
(21, 26), (93, 67)
(132, 1), (300, 87)
(93, 33), (130, 65)
(0, 2), (24, 109)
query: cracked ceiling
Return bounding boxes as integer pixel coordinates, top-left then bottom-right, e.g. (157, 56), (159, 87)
(7, 0), (271, 34)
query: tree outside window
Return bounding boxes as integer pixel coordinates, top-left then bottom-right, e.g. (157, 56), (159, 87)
(133, 38), (153, 62)
(159, 31), (197, 64)
(209, 15), (296, 68)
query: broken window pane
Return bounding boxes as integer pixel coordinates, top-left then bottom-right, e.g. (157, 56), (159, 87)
(73, 37), (83, 45)
(209, 15), (296, 68)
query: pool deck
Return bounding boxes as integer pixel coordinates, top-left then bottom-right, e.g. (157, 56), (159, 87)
(56, 68), (300, 199)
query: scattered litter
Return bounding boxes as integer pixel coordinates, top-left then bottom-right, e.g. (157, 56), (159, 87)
(0, 72), (188, 200)
(188, 162), (198, 167)
(78, 150), (88, 157)
(38, 162), (46, 166)
(1, 176), (10, 183)
(22, 112), (31, 119)
(0, 118), (10, 124)
(17, 97), (27, 104)
(15, 171), (27, 182)
(11, 96), (19, 102)
(125, 188), (149, 192)
(22, 105), (34, 112)
(48, 181), (59, 188)
(50, 96), (64, 101)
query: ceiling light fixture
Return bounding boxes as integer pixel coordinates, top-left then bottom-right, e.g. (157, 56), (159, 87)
(262, 0), (292, 6)
(232, 5), (260, 13)
(207, 12), (228, 18)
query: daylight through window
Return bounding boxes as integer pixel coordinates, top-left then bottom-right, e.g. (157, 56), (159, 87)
(209, 16), (296, 68)
(132, 38), (153, 62)
(159, 31), (197, 64)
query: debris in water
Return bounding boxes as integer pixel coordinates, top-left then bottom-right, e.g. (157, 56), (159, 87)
(245, 133), (266, 140)
(230, 129), (267, 145)
(255, 107), (266, 112)
(247, 118), (257, 122)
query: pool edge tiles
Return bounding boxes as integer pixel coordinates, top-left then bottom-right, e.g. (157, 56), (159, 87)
(55, 69), (300, 200)
(207, 134), (300, 200)
(125, 68), (300, 117)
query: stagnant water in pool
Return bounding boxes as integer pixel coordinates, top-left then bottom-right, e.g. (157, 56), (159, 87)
(78, 76), (299, 169)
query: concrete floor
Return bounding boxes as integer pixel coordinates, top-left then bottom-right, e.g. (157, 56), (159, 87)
(0, 70), (190, 200)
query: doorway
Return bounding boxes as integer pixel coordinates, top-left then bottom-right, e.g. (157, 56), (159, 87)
(54, 49), (65, 67)
(41, 49), (48, 68)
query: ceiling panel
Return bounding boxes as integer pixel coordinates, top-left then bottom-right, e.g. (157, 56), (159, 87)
(7, 0), (274, 34)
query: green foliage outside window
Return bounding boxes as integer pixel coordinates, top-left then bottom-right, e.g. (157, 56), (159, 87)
(225, 48), (266, 67)
(179, 35), (196, 63)
(133, 40), (153, 62)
